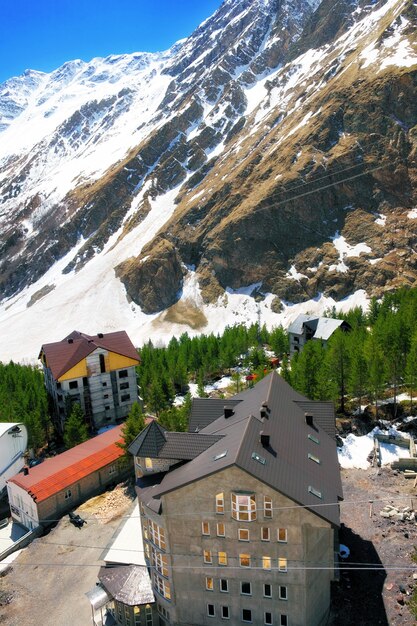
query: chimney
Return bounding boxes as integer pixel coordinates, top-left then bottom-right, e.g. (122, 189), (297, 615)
(305, 413), (314, 426)
(224, 406), (235, 419)
(67, 338), (73, 344)
(260, 405), (268, 419)
(97, 332), (104, 338)
(260, 431), (270, 448)
(23, 467), (29, 476)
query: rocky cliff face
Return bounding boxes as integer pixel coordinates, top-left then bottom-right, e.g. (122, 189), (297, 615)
(0, 0), (416, 355)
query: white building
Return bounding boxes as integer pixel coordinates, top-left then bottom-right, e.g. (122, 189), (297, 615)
(0, 423), (28, 498)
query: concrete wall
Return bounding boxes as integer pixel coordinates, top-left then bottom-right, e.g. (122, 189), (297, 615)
(139, 465), (335, 626)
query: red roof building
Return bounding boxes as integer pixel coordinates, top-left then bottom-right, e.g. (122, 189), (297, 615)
(7, 426), (131, 530)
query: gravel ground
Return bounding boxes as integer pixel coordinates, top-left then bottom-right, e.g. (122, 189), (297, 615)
(329, 467), (417, 625)
(0, 482), (135, 626)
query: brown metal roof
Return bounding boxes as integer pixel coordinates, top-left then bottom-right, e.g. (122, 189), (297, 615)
(39, 330), (139, 379)
(136, 373), (342, 527)
(188, 398), (243, 432)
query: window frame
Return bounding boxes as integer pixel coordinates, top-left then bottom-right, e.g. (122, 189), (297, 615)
(262, 555), (272, 570)
(239, 553), (251, 568)
(263, 583), (272, 598)
(261, 527), (270, 541)
(264, 496), (273, 518)
(278, 557), (287, 572)
(240, 581), (252, 596)
(206, 576), (214, 591)
(231, 493), (256, 522)
(238, 528), (250, 541)
(221, 605), (230, 620)
(217, 522), (225, 537)
(216, 492), (225, 514)
(264, 611), (273, 625)
(218, 551), (228, 566)
(279, 586), (287, 601)
(202, 521), (210, 536)
(242, 608), (253, 623)
(204, 549), (212, 564)
(220, 578), (229, 593)
(207, 604), (215, 618)
(277, 528), (287, 543)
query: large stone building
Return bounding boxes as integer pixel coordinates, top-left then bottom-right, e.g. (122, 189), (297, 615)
(39, 330), (140, 431)
(129, 372), (343, 626)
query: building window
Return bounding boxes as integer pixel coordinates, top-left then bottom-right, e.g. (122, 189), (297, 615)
(99, 353), (106, 373)
(217, 522), (225, 537)
(280, 616), (288, 626)
(308, 433), (319, 444)
(152, 548), (169, 577)
(109, 464), (116, 475)
(262, 556), (272, 570)
(265, 612), (273, 625)
(102, 381), (107, 387)
(264, 584), (272, 598)
(120, 382), (130, 390)
(216, 492), (225, 514)
(238, 528), (250, 541)
(231, 493), (256, 521)
(207, 604), (215, 617)
(103, 394), (109, 399)
(308, 452), (320, 464)
(220, 579), (228, 593)
(202, 521), (210, 535)
(154, 574), (171, 600)
(242, 609), (252, 623)
(105, 405), (110, 410)
(239, 554), (251, 568)
(278, 558), (287, 572)
(145, 458), (153, 470)
(121, 393), (131, 402)
(218, 551), (228, 566)
(278, 528), (287, 543)
(149, 520), (166, 551)
(241, 582), (251, 596)
(264, 496), (273, 518)
(204, 550), (212, 564)
(261, 527), (270, 541)
(221, 606), (230, 620)
(308, 486), (322, 499)
(119, 369), (128, 378)
(145, 605), (153, 625)
(279, 586), (287, 600)
(64, 489), (72, 499)
(69, 380), (78, 390)
(206, 576), (214, 591)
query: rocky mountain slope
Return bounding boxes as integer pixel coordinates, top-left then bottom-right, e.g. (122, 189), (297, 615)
(0, 0), (416, 360)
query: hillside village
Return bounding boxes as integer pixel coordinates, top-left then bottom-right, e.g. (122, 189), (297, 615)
(1, 0), (417, 623)
(0, 287), (417, 624)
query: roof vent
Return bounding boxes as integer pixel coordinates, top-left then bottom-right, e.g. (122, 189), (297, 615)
(305, 413), (314, 426)
(67, 338), (74, 344)
(260, 406), (269, 419)
(224, 406), (235, 419)
(97, 332), (104, 338)
(23, 467), (29, 476)
(260, 431), (270, 448)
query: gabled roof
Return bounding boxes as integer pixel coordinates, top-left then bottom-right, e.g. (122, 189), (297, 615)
(288, 314), (348, 341)
(188, 398), (243, 432)
(135, 373), (343, 526)
(129, 420), (222, 461)
(99, 565), (155, 606)
(8, 426), (124, 503)
(39, 330), (139, 380)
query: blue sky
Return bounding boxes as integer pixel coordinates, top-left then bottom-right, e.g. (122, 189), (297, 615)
(0, 0), (223, 84)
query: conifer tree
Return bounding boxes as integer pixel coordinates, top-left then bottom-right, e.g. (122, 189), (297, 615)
(63, 403), (88, 449)
(406, 331), (417, 410)
(119, 402), (145, 453)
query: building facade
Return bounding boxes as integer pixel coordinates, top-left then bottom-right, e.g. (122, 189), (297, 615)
(0, 422), (28, 499)
(39, 330), (140, 431)
(129, 372), (343, 626)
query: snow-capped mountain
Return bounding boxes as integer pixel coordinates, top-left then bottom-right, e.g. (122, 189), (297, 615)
(0, 0), (416, 361)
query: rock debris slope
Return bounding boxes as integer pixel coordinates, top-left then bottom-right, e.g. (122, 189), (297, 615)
(0, 0), (416, 359)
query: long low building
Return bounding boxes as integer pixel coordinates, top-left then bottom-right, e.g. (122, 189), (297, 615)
(7, 425), (131, 530)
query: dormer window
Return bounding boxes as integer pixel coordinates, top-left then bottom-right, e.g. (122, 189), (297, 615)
(145, 458), (153, 470)
(231, 493), (256, 522)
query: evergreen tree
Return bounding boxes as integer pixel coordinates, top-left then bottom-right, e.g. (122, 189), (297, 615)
(197, 369), (207, 398)
(291, 340), (326, 399)
(119, 402), (145, 453)
(348, 331), (368, 413)
(280, 354), (292, 385)
(148, 379), (166, 416)
(366, 337), (386, 418)
(63, 403), (88, 449)
(325, 330), (350, 413)
(406, 331), (417, 410)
